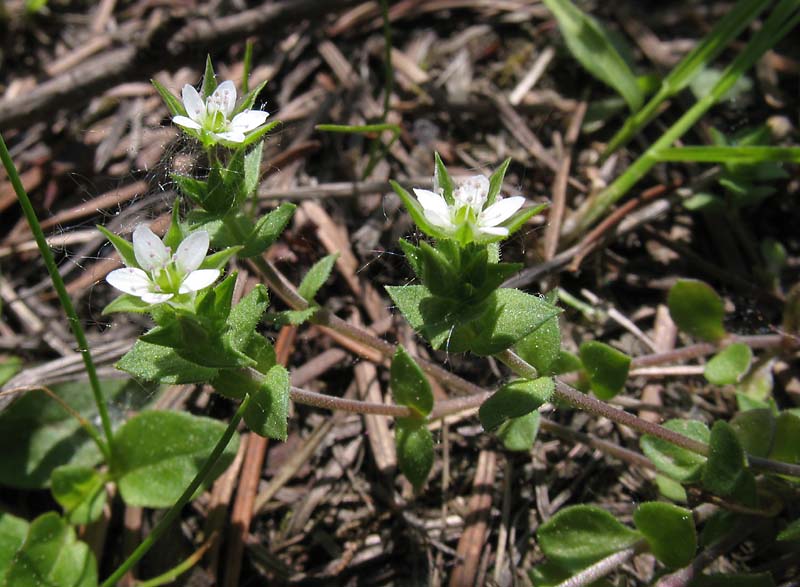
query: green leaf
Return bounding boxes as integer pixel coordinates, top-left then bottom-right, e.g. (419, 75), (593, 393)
(702, 421), (747, 497)
(117, 340), (219, 384)
(243, 364), (290, 440)
(395, 418), (434, 490)
(538, 505), (642, 571)
(200, 55), (217, 98)
(633, 502), (696, 568)
(243, 143), (264, 200)
(655, 474), (687, 503)
(224, 285), (269, 355)
(172, 174), (209, 208)
(0, 379), (148, 489)
(668, 279), (727, 342)
(97, 225), (137, 268)
(386, 285), (560, 356)
(777, 518), (800, 541)
(497, 412), (540, 452)
(112, 410), (240, 508)
(480, 377), (553, 431)
(237, 79), (269, 113)
(486, 158), (511, 206)
(434, 152), (454, 205)
(241, 203), (296, 257)
(704, 343), (752, 385)
(4, 512), (97, 587)
(266, 307), (318, 327)
(515, 313), (561, 376)
(298, 254), (339, 301)
(50, 465), (106, 525)
(390, 346), (433, 418)
(730, 409), (775, 458)
(200, 246), (243, 271)
(551, 350), (583, 375)
(640, 419), (710, 482)
(102, 293), (154, 315)
(151, 79), (185, 118)
(769, 410), (800, 471)
(0, 355), (22, 386)
(542, 0), (643, 111)
(0, 512), (28, 573)
(163, 200), (185, 250)
(579, 341), (630, 400)
(654, 146), (800, 164)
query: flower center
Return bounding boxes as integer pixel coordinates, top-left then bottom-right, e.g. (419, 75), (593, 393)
(152, 263), (184, 294)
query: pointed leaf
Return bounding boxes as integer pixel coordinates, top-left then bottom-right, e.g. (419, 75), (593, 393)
(151, 78), (185, 117)
(434, 152), (454, 204)
(0, 513), (28, 573)
(298, 253), (339, 301)
(117, 340), (219, 383)
(244, 364), (290, 440)
(516, 313), (561, 375)
(200, 55), (217, 99)
(97, 225), (137, 268)
(241, 203), (296, 257)
(486, 157), (511, 206)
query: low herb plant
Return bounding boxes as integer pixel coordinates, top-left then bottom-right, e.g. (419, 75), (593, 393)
(1, 2), (800, 583)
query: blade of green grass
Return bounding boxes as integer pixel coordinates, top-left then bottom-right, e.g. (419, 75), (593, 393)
(566, 0), (800, 240)
(603, 0), (769, 158)
(543, 0), (643, 111)
(316, 123), (401, 180)
(654, 146), (800, 164)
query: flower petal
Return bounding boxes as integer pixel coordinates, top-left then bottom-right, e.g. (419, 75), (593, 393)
(477, 225), (509, 236)
(174, 231), (209, 275)
(140, 292), (174, 304)
(106, 267), (152, 296)
(172, 115), (202, 130)
(413, 188), (452, 229)
(214, 130), (246, 143)
(181, 85), (205, 122)
(179, 269), (220, 294)
(479, 196), (525, 227)
(208, 80), (237, 118)
(133, 225), (170, 271)
(230, 110), (269, 132)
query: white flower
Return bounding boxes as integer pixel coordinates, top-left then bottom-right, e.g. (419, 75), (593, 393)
(172, 80), (269, 143)
(106, 225), (220, 304)
(413, 174), (525, 239)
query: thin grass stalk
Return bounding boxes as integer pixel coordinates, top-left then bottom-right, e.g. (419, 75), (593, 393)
(0, 131), (113, 461)
(567, 0), (800, 239)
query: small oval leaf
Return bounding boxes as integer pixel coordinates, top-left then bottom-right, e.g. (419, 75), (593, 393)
(633, 502), (696, 568)
(497, 412), (541, 452)
(480, 377), (553, 432)
(704, 343), (752, 385)
(395, 418), (434, 490)
(702, 421), (747, 497)
(391, 346), (434, 418)
(668, 279), (726, 342)
(538, 505), (642, 570)
(640, 419), (710, 482)
(579, 341), (630, 400)
(50, 466), (107, 526)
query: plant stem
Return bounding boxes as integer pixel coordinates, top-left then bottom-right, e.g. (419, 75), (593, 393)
(568, 0), (800, 239)
(252, 257), (800, 478)
(100, 396), (250, 587)
(554, 541), (647, 587)
(0, 132), (113, 462)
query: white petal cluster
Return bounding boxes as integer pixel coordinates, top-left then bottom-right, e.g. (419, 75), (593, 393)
(106, 226), (219, 304)
(413, 175), (525, 239)
(172, 80), (269, 143)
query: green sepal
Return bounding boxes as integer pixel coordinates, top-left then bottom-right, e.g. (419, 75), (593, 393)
(237, 120), (281, 149)
(201, 245), (243, 271)
(151, 78), (185, 118)
(500, 202), (548, 238)
(237, 78), (269, 114)
(486, 157), (511, 206)
(97, 225), (137, 268)
(102, 294), (155, 315)
(200, 55), (217, 99)
(390, 179), (448, 240)
(163, 200), (185, 250)
(434, 152), (454, 205)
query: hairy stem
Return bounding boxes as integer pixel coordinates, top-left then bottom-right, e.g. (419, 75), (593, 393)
(554, 541), (648, 587)
(0, 132), (113, 462)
